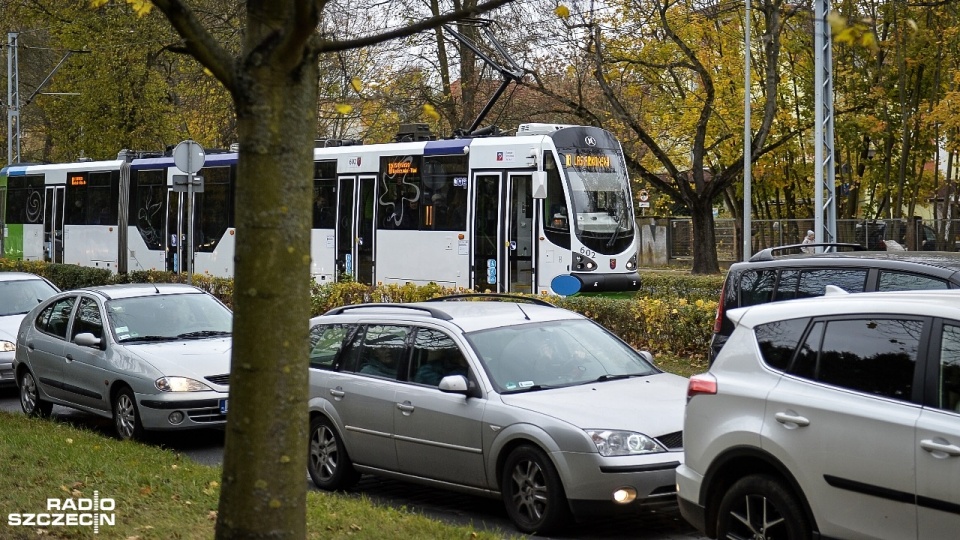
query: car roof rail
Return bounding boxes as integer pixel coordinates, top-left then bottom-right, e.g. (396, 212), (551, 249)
(750, 243), (866, 262)
(322, 303), (453, 320)
(426, 293), (557, 307)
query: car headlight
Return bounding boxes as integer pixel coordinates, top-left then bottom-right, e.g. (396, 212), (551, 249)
(586, 429), (665, 456)
(155, 377), (212, 392)
(1, 340), (15, 352)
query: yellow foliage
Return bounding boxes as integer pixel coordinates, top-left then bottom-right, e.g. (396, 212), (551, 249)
(334, 103), (353, 114)
(422, 103), (441, 121)
(555, 5), (571, 19)
(128, 0), (153, 16)
(350, 77), (363, 93)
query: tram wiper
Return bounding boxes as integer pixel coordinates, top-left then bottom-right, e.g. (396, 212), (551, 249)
(606, 213), (623, 247)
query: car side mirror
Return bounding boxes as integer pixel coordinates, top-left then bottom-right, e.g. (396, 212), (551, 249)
(638, 350), (657, 367)
(74, 332), (104, 350)
(438, 374), (479, 397)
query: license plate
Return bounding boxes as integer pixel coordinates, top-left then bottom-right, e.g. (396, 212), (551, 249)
(219, 399), (228, 414)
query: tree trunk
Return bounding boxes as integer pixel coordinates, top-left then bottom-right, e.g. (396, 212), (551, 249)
(214, 27), (317, 540)
(690, 197), (720, 273)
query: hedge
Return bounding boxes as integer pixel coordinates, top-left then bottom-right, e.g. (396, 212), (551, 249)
(1, 261), (720, 359)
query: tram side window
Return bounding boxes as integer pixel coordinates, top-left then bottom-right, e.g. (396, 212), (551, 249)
(542, 152), (571, 249)
(378, 155), (423, 231)
(130, 169), (166, 250)
(422, 155), (468, 231)
(313, 161), (336, 229)
(5, 175), (45, 224)
(194, 166), (233, 252)
(65, 171), (119, 225)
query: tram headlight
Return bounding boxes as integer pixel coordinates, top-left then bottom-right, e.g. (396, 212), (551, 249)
(625, 252), (638, 270)
(575, 253), (598, 271)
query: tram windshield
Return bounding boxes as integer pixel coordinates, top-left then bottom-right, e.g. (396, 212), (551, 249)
(558, 147), (634, 253)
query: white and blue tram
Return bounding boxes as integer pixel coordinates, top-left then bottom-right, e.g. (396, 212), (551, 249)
(1, 123), (640, 294)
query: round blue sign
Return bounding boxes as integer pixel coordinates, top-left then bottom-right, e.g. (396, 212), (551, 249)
(551, 274), (582, 296)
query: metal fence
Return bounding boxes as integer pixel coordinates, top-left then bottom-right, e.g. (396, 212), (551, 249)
(667, 218), (960, 263)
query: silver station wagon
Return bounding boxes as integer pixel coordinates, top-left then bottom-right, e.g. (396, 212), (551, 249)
(14, 283), (232, 440)
(306, 295), (687, 535)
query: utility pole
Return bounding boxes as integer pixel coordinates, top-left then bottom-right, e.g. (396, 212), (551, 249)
(814, 0), (837, 247)
(6, 33), (88, 165)
(7, 32), (20, 165)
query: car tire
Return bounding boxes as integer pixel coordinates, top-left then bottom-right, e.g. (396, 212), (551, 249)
(19, 370), (53, 418)
(500, 444), (570, 535)
(112, 386), (144, 441)
(308, 415), (360, 490)
(716, 474), (810, 540)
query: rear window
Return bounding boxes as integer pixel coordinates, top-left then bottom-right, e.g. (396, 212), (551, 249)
(755, 318), (810, 370)
(738, 270), (776, 307)
(777, 268), (867, 300)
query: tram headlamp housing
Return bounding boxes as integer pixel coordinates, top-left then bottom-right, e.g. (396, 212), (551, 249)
(625, 252), (638, 270)
(575, 253), (597, 271)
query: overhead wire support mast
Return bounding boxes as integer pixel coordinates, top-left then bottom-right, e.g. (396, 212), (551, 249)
(814, 0), (837, 248)
(443, 19), (527, 135)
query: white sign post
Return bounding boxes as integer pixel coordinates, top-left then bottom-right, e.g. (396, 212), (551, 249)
(172, 140), (205, 283)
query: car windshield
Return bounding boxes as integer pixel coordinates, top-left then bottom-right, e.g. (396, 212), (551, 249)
(106, 293), (232, 343)
(466, 320), (658, 393)
(0, 279), (59, 316)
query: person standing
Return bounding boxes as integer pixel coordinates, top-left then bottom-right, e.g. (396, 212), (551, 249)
(801, 230), (815, 253)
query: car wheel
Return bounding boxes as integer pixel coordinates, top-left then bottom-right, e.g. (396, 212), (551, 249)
(717, 474), (810, 540)
(19, 370), (53, 418)
(112, 386), (144, 441)
(501, 445), (570, 535)
(307, 415), (359, 490)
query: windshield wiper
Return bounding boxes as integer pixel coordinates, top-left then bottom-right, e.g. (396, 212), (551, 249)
(594, 373), (645, 382)
(177, 330), (232, 339)
(121, 335), (177, 343)
(504, 383), (555, 393)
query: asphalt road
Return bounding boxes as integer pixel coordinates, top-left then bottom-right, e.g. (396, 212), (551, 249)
(0, 386), (706, 539)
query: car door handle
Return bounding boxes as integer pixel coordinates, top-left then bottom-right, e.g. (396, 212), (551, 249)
(920, 438), (960, 458)
(329, 388), (345, 399)
(774, 411), (810, 428)
(65, 354), (74, 361)
(27, 342), (35, 350)
(396, 401), (415, 415)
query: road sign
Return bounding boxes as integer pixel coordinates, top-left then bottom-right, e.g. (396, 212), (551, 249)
(173, 140), (205, 174)
(638, 189), (650, 202)
(638, 201), (651, 208)
(172, 175), (204, 193)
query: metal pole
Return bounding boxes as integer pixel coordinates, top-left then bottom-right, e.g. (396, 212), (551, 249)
(7, 32), (20, 165)
(187, 173), (195, 285)
(742, 1), (752, 261)
(814, 0), (837, 247)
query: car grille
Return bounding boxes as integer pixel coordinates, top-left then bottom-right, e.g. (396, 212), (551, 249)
(187, 407), (227, 423)
(205, 374), (230, 386)
(655, 431), (683, 450)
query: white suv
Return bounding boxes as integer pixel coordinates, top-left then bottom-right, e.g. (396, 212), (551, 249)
(677, 287), (960, 540)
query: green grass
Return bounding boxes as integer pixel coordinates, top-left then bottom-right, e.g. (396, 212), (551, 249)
(0, 412), (515, 539)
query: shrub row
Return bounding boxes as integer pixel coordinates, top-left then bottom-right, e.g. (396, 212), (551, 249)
(1, 261), (720, 359)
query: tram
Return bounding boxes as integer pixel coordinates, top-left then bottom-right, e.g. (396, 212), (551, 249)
(1, 123), (640, 294)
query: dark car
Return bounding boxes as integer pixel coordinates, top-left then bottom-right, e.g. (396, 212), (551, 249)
(709, 244), (960, 362)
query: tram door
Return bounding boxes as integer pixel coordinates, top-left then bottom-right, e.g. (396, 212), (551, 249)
(166, 191), (185, 273)
(471, 173), (535, 293)
(43, 186), (65, 263)
(335, 176), (376, 284)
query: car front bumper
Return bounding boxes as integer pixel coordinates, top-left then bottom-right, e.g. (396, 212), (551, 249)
(0, 352), (15, 386)
(137, 391), (228, 430)
(557, 449), (682, 519)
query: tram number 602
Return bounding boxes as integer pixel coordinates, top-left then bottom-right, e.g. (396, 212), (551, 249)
(579, 247), (597, 258)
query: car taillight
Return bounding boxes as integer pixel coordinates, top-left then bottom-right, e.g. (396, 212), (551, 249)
(687, 373), (717, 399)
(712, 279), (727, 333)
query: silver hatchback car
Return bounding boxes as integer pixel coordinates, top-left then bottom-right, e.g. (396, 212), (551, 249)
(678, 288), (960, 539)
(0, 272), (60, 386)
(14, 283), (233, 440)
(306, 295), (687, 535)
